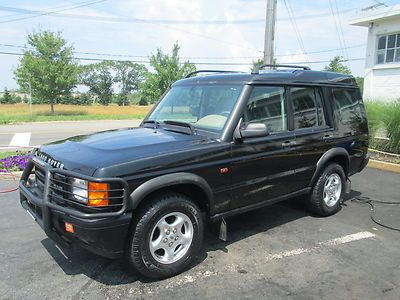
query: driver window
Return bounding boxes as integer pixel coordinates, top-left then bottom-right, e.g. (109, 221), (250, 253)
(244, 86), (287, 133)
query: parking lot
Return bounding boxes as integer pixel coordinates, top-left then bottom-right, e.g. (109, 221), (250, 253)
(1, 167), (399, 299)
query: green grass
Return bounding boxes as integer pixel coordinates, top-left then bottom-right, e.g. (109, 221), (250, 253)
(365, 100), (400, 154)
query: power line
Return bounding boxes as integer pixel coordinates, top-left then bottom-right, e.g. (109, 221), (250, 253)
(0, 5), (359, 25)
(0, 0), (102, 20)
(0, 42), (366, 60)
(0, 0), (109, 24)
(0, 50), (365, 65)
(372, 0), (388, 7)
(283, 0), (308, 62)
(334, 0), (350, 61)
(329, 0), (348, 64)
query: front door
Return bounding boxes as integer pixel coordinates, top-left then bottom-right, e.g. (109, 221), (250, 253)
(230, 85), (299, 209)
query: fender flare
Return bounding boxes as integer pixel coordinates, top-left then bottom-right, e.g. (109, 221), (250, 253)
(129, 172), (214, 213)
(310, 147), (350, 187)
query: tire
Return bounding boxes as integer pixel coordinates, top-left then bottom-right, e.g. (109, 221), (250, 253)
(307, 163), (345, 217)
(126, 192), (204, 279)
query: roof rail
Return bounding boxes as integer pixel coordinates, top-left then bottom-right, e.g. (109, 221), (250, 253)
(252, 64), (310, 74)
(184, 70), (244, 79)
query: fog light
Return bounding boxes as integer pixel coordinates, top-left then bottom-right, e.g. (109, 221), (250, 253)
(88, 182), (109, 206)
(65, 222), (74, 233)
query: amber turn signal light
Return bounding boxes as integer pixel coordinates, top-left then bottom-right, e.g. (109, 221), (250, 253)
(65, 222), (74, 233)
(88, 182), (110, 206)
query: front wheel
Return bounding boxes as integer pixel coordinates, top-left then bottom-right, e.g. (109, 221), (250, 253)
(126, 192), (204, 279)
(306, 163), (345, 217)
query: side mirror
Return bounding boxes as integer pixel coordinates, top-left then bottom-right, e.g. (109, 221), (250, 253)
(234, 122), (269, 141)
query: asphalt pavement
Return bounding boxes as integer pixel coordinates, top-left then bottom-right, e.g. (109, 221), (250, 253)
(0, 120), (141, 150)
(0, 167), (399, 299)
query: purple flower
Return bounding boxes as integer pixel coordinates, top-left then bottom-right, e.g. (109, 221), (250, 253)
(0, 152), (33, 172)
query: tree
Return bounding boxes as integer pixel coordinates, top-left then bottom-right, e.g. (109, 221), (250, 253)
(80, 62), (114, 105)
(252, 58), (264, 73)
(355, 77), (364, 94)
(14, 30), (79, 113)
(140, 43), (196, 104)
(323, 56), (351, 74)
(114, 61), (147, 106)
(251, 57), (278, 72)
(1, 88), (12, 104)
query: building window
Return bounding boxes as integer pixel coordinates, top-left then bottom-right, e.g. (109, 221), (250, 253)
(377, 33), (400, 64)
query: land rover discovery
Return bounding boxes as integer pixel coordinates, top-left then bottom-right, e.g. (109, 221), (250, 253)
(20, 65), (369, 278)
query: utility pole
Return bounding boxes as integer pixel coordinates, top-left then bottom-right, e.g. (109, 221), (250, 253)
(264, 0), (277, 66)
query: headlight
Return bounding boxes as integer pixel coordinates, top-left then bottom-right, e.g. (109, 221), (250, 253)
(70, 178), (110, 206)
(70, 178), (88, 203)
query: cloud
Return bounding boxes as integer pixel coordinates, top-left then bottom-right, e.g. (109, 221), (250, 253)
(0, 0), (371, 89)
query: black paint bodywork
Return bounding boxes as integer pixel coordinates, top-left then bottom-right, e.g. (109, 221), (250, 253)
(19, 69), (369, 258)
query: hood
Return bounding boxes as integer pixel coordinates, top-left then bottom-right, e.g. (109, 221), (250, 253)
(36, 127), (212, 176)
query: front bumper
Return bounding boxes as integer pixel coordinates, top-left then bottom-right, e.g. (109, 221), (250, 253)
(19, 160), (132, 259)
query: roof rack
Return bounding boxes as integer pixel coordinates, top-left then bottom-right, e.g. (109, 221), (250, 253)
(252, 64), (310, 74)
(184, 70), (244, 79)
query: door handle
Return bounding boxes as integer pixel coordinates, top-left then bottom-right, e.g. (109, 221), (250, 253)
(282, 140), (296, 147)
(322, 134), (334, 141)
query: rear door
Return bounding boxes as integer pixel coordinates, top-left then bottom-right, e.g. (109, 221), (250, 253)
(230, 85), (299, 209)
(330, 87), (368, 174)
(288, 86), (333, 190)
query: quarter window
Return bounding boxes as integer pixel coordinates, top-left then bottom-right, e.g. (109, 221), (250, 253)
(291, 87), (326, 129)
(332, 89), (362, 125)
(377, 33), (400, 64)
(244, 86), (287, 133)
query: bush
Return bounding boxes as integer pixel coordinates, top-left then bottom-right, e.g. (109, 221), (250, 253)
(116, 94), (129, 106)
(365, 100), (400, 154)
(364, 101), (386, 139)
(138, 98), (148, 106)
(382, 100), (400, 153)
(58, 93), (92, 105)
(0, 88), (22, 104)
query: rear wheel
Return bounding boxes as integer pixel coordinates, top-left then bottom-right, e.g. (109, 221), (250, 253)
(126, 192), (204, 279)
(307, 163), (345, 216)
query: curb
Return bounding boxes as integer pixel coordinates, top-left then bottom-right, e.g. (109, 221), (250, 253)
(0, 171), (22, 180)
(367, 159), (400, 174)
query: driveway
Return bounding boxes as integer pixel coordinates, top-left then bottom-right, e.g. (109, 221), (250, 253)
(0, 167), (399, 299)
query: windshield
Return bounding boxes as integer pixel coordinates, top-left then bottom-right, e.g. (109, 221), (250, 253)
(147, 84), (243, 133)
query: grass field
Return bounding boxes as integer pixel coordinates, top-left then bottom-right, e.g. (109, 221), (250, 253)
(0, 104), (152, 124)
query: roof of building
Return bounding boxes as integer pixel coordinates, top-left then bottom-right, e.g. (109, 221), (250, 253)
(174, 69), (357, 87)
(350, 4), (400, 27)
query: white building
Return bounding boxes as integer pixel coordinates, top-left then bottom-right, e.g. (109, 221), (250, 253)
(350, 5), (400, 101)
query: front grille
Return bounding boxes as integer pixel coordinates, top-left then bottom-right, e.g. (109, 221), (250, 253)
(34, 165), (46, 192)
(31, 162), (124, 213)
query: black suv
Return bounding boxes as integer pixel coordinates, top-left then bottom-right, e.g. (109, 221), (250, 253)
(20, 65), (369, 278)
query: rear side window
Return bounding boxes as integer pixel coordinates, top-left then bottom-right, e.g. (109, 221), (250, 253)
(290, 87), (326, 129)
(244, 86), (287, 133)
(332, 88), (362, 125)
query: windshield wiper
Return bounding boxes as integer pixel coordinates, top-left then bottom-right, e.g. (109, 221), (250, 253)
(162, 120), (196, 135)
(142, 120), (159, 129)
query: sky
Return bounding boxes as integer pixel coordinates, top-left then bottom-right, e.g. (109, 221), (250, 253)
(0, 0), (399, 90)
